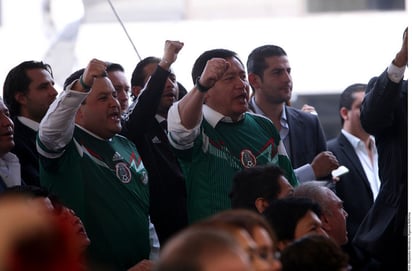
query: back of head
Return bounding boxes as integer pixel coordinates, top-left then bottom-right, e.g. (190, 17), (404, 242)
(154, 227), (250, 271)
(206, 209), (277, 244)
(246, 45), (287, 78)
(230, 165), (285, 212)
(3, 61), (53, 117)
(338, 83), (366, 125)
(263, 197), (321, 242)
(281, 235), (349, 271)
(191, 49), (242, 84)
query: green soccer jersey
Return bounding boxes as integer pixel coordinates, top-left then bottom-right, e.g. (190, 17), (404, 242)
(38, 127), (150, 270)
(174, 113), (298, 223)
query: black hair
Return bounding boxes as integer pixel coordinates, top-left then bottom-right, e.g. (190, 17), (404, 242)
(3, 61), (53, 117)
(63, 69), (85, 90)
(281, 235), (349, 271)
(339, 83), (366, 125)
(191, 49), (243, 84)
(106, 62), (125, 73)
(230, 164), (285, 212)
(263, 197), (322, 242)
(246, 45), (287, 78)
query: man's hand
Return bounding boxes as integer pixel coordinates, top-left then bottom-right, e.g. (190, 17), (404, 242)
(80, 58), (109, 90)
(159, 40), (184, 70)
(311, 151), (340, 178)
(198, 58), (230, 90)
(393, 27), (408, 67)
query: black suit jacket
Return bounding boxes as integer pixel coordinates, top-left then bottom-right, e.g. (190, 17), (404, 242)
(327, 133), (374, 242)
(353, 70), (407, 269)
(122, 66), (187, 245)
(10, 117), (39, 186)
(285, 106), (327, 169)
(248, 103), (327, 180)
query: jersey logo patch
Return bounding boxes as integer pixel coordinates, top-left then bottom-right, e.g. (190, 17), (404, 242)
(240, 149), (256, 168)
(115, 162), (132, 183)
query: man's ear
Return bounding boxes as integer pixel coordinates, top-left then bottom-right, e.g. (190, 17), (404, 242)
(132, 86), (142, 98)
(248, 73), (261, 90)
(339, 107), (349, 121)
(14, 92), (27, 105)
(320, 214), (331, 231)
(255, 198), (270, 214)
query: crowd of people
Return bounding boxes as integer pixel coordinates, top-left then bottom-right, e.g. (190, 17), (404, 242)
(0, 27), (407, 271)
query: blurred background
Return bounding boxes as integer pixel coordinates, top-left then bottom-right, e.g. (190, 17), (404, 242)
(0, 0), (408, 139)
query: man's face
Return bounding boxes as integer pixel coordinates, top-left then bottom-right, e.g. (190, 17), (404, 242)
(21, 68), (57, 122)
(322, 190), (348, 246)
(76, 77), (121, 139)
(250, 55), (292, 105)
(0, 100), (15, 156)
(277, 176), (294, 199)
(108, 70), (130, 113)
(141, 62), (179, 115)
(205, 57), (250, 120)
(294, 210), (328, 240)
(347, 91), (366, 135)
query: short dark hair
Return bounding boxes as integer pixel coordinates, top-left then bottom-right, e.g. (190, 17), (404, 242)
(263, 197), (322, 242)
(339, 83), (366, 125)
(281, 235), (349, 271)
(63, 69), (85, 90)
(3, 61), (53, 117)
(230, 164), (285, 211)
(131, 56), (161, 88)
(246, 45), (287, 78)
(106, 62), (125, 73)
(191, 49), (243, 84)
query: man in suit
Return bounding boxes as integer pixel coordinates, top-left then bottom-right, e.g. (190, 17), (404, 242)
(327, 84), (380, 243)
(328, 83), (382, 271)
(247, 45), (339, 182)
(2, 61), (58, 186)
(353, 27), (408, 271)
(122, 40), (188, 245)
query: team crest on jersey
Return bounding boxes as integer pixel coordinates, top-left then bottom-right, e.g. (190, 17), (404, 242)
(140, 171), (148, 185)
(115, 162), (132, 183)
(240, 149), (257, 168)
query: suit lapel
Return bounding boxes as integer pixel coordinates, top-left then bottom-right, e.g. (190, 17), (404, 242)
(338, 133), (371, 190)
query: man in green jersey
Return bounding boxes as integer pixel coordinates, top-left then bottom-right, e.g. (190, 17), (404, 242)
(37, 59), (152, 271)
(167, 49), (298, 223)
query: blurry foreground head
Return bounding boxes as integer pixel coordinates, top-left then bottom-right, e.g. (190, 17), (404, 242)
(154, 227), (252, 271)
(1, 185), (90, 271)
(281, 235), (350, 271)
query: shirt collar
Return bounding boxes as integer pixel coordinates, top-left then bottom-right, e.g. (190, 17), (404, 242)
(155, 114), (166, 123)
(341, 129), (375, 149)
(250, 96), (287, 121)
(203, 105), (245, 128)
(17, 116), (40, 131)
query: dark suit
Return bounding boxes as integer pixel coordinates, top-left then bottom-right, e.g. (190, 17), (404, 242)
(122, 66), (187, 245)
(327, 133), (374, 242)
(249, 102), (327, 177)
(284, 106), (327, 169)
(10, 117), (39, 186)
(327, 133), (380, 271)
(353, 69), (407, 270)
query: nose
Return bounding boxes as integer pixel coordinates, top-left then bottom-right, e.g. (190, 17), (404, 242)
(49, 85), (58, 97)
(0, 113), (13, 127)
